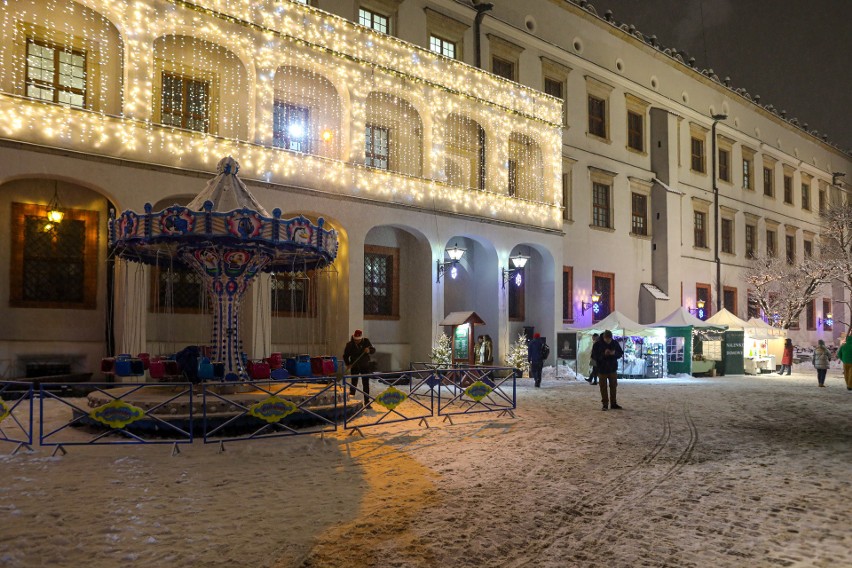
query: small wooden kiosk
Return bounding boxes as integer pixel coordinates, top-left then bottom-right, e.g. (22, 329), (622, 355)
(439, 311), (486, 365)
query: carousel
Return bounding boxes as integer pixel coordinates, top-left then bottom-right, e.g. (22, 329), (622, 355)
(84, 156), (352, 431)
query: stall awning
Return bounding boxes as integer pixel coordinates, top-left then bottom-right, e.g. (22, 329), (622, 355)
(641, 283), (670, 300)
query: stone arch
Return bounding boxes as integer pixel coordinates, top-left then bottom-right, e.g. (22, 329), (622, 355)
(504, 241), (557, 362)
(508, 131), (544, 201)
(362, 224), (433, 369)
(2, 0), (125, 115)
(152, 33), (252, 140)
(364, 90), (425, 177)
(272, 65), (345, 160)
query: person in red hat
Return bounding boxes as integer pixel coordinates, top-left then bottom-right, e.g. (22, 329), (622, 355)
(343, 329), (376, 405)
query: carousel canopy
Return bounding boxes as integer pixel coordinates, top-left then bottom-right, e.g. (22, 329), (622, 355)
(109, 156), (338, 272)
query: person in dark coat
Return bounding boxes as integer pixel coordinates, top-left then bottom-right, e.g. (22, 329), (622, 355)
(528, 333), (547, 387)
(591, 329), (623, 411)
(343, 329), (376, 404)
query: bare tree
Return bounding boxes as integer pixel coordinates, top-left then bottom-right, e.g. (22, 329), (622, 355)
(744, 254), (833, 329)
(818, 203), (852, 326)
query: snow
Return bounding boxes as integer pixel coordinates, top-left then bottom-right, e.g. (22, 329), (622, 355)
(1, 370), (850, 567)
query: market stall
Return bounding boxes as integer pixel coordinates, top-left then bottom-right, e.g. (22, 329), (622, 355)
(745, 317), (786, 374)
(651, 307), (726, 376)
(705, 308), (749, 375)
(574, 311), (666, 379)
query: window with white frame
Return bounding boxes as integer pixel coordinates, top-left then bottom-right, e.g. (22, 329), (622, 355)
(359, 8), (389, 34)
(273, 103), (310, 152)
(26, 38), (86, 108)
(365, 124), (390, 169)
(429, 35), (455, 59)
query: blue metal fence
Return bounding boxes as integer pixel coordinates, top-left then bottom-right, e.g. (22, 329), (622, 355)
(0, 382), (34, 453)
(436, 366), (517, 420)
(201, 378), (338, 443)
(343, 370), (435, 433)
(39, 382), (194, 450)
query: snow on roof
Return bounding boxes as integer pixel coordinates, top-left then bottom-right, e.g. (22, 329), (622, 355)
(641, 283), (670, 300)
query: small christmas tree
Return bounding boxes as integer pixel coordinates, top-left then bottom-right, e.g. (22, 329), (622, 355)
(505, 332), (529, 376)
(429, 332), (452, 367)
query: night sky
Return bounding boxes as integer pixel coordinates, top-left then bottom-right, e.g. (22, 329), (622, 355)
(594, 0), (852, 155)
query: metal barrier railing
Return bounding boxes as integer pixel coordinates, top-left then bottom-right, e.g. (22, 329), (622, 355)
(436, 366), (517, 422)
(201, 378), (338, 446)
(344, 370), (435, 435)
(0, 381), (34, 454)
(39, 382), (193, 455)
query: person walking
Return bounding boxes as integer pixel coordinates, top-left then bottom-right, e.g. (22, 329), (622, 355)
(836, 333), (852, 391)
(586, 333), (600, 385)
(343, 329), (376, 405)
(528, 333), (548, 388)
(812, 339), (831, 388)
(591, 330), (623, 410)
(778, 338), (794, 375)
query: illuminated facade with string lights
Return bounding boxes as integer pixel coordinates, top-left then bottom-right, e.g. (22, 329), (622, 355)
(0, 0), (849, 376)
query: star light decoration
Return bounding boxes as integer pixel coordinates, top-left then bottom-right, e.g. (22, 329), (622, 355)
(0, 0), (563, 229)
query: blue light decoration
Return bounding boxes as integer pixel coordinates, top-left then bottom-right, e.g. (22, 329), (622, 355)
(450, 265), (458, 279)
(697, 307), (705, 320)
(514, 271), (523, 287)
(592, 302), (600, 315)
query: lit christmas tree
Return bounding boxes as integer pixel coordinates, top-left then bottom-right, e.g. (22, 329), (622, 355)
(430, 332), (452, 367)
(505, 333), (530, 377)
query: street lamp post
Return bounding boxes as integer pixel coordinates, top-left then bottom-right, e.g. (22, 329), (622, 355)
(711, 113), (727, 314)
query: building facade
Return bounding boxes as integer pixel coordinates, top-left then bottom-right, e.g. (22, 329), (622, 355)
(0, 0), (848, 377)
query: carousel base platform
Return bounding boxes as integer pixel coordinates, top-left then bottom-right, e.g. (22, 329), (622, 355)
(73, 382), (363, 435)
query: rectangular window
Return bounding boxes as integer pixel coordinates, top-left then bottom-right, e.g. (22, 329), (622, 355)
(26, 38), (86, 108)
(508, 267), (525, 321)
(763, 167), (774, 196)
(786, 234), (795, 264)
(592, 271), (614, 322)
(562, 266), (573, 323)
(696, 283), (711, 320)
(562, 172), (572, 221)
(627, 111), (644, 151)
(364, 245), (399, 318)
(10, 202), (97, 309)
(804, 239), (813, 258)
(359, 8), (389, 34)
(766, 229), (776, 257)
(719, 149), (730, 182)
(691, 137), (705, 173)
(631, 192), (647, 236)
(508, 159), (517, 196)
(784, 175), (793, 204)
(806, 299), (816, 331)
(592, 182), (611, 228)
(544, 77), (563, 99)
(492, 56), (515, 81)
(823, 299), (833, 331)
(721, 218), (733, 254)
(745, 224), (756, 258)
(429, 35), (456, 59)
(819, 190), (826, 214)
(271, 272), (316, 317)
(694, 211), (707, 248)
(273, 103), (310, 152)
(588, 96), (606, 138)
(153, 266), (209, 314)
(161, 72), (209, 132)
(743, 158), (753, 190)
(365, 124), (389, 169)
(723, 286), (737, 315)
(802, 184), (811, 210)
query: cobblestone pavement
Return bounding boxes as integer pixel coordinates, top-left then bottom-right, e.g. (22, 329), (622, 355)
(1, 372), (849, 568)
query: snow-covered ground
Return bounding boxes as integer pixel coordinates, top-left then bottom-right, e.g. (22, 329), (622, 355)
(1, 369), (850, 567)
